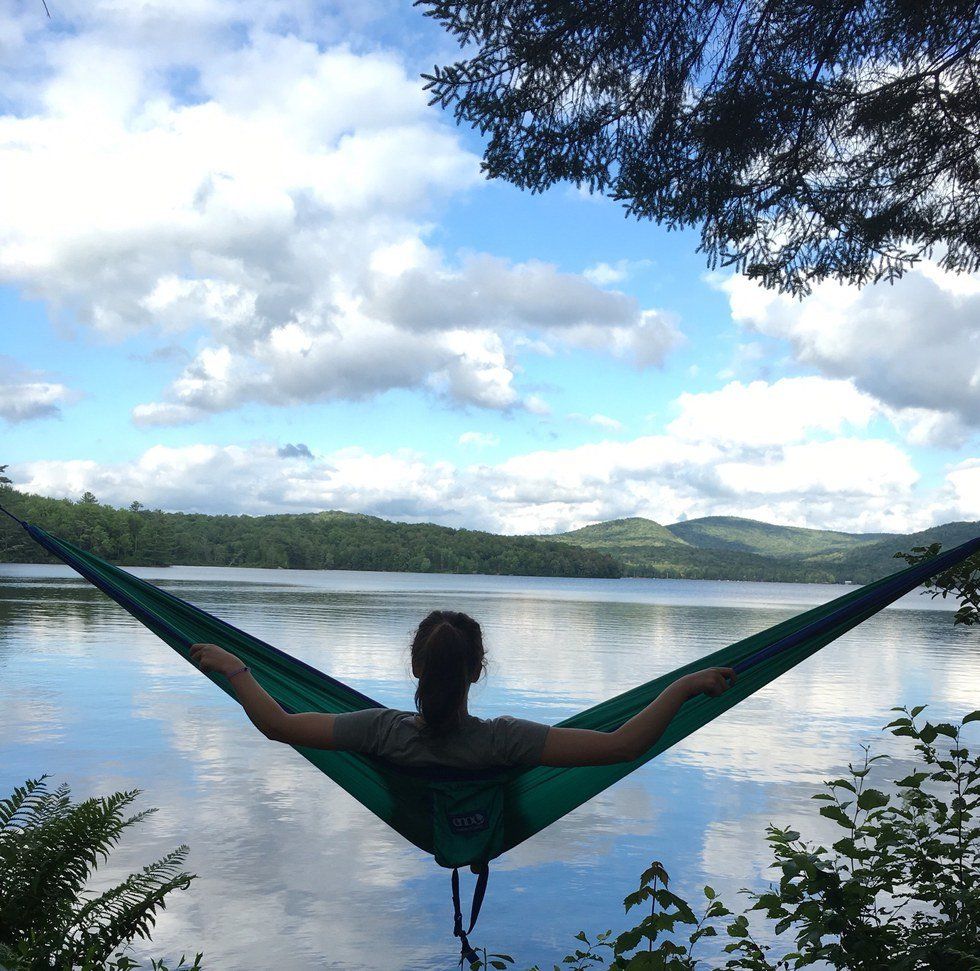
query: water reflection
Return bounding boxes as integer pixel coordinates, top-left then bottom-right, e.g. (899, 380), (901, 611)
(0, 565), (971, 969)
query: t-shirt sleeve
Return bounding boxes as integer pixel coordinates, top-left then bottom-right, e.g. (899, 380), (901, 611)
(488, 715), (551, 767)
(331, 707), (393, 756)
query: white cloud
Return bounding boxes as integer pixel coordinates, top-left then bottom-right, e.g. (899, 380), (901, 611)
(557, 309), (684, 369)
(669, 374), (979, 452)
(582, 259), (652, 286)
(131, 402), (204, 428)
(716, 265), (980, 431)
(459, 432), (500, 448)
(668, 377), (878, 447)
(0, 356), (79, 423)
(367, 254), (635, 333)
(568, 413), (623, 431)
(365, 254), (683, 371)
(524, 395), (551, 416)
(946, 460), (980, 514)
(717, 438), (918, 497)
(927, 458), (980, 526)
(716, 340), (767, 381)
(1, 14), (684, 425)
(878, 407), (972, 449)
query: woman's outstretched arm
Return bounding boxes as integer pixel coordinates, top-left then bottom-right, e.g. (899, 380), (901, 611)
(190, 643), (337, 748)
(538, 667), (736, 767)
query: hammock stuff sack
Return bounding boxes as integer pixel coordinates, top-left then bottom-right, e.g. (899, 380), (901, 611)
(5, 505), (979, 964)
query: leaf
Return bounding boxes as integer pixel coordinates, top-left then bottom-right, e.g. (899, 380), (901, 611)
(726, 916), (749, 938)
(615, 928), (643, 954)
(639, 862), (669, 887)
(963, 710), (980, 725)
(857, 788), (890, 811)
(622, 952), (669, 969)
(819, 805), (853, 828)
(624, 887), (652, 911)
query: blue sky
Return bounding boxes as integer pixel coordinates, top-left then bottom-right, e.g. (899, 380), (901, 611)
(1, 0), (978, 534)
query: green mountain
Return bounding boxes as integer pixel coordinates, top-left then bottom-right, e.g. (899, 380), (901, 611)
(542, 517), (841, 581)
(553, 516), (688, 548)
(542, 515), (980, 583)
(796, 521), (980, 582)
(665, 516), (891, 557)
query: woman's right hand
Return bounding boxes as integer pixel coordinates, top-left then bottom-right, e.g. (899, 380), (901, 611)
(190, 642), (244, 676)
(682, 667), (736, 699)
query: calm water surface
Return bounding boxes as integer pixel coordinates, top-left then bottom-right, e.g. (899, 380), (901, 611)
(2, 565), (977, 969)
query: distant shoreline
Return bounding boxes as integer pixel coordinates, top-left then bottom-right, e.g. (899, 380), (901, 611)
(2, 488), (976, 586)
(0, 557), (885, 589)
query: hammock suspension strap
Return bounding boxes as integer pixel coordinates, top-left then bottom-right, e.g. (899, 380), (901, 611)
(451, 864), (489, 967)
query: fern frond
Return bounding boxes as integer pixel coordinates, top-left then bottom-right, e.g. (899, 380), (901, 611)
(0, 776), (47, 829)
(0, 776), (71, 834)
(66, 847), (195, 965)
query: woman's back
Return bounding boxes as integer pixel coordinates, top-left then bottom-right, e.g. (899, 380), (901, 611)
(332, 707), (550, 769)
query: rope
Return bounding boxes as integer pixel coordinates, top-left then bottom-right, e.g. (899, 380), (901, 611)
(0, 501), (26, 527)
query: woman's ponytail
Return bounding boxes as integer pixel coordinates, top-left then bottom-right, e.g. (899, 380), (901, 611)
(411, 611), (485, 735)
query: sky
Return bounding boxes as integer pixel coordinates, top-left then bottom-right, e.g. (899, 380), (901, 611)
(1, 0), (978, 536)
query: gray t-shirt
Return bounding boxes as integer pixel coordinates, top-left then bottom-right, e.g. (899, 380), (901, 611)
(331, 708), (550, 769)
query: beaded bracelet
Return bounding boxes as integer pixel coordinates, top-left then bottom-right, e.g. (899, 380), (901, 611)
(227, 664), (250, 680)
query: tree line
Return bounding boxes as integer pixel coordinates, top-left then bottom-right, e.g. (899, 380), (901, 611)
(0, 487), (622, 579)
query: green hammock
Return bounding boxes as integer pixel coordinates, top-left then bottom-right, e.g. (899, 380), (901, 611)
(6, 505), (978, 963)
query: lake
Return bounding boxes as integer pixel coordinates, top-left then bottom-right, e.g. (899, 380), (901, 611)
(2, 564), (977, 969)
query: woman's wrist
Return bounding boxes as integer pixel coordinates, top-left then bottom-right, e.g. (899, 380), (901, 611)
(210, 651), (244, 676)
(678, 672), (702, 700)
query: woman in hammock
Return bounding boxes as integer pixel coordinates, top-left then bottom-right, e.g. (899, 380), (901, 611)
(190, 609), (735, 768)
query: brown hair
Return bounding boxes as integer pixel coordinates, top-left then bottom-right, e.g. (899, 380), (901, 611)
(411, 610), (485, 736)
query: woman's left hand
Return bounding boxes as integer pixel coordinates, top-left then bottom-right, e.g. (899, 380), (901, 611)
(190, 642), (243, 676)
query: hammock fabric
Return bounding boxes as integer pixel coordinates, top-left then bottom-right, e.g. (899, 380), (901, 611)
(6, 505), (979, 964)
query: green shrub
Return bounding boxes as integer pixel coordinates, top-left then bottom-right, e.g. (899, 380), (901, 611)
(521, 705), (980, 971)
(0, 777), (202, 971)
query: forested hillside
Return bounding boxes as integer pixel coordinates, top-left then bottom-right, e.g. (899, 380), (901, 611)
(664, 516), (889, 557)
(541, 518), (843, 581)
(543, 516), (980, 582)
(797, 521), (980, 582)
(3, 489), (976, 584)
(0, 489), (621, 578)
